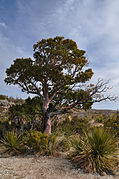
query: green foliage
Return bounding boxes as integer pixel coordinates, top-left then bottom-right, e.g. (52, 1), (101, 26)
(95, 116), (104, 123)
(7, 97), (24, 104)
(53, 116), (89, 137)
(71, 128), (118, 175)
(52, 116), (90, 152)
(0, 107), (8, 120)
(0, 130), (25, 155)
(0, 120), (9, 137)
(104, 113), (119, 137)
(0, 95), (8, 100)
(5, 36), (94, 114)
(66, 90), (93, 109)
(55, 135), (71, 152)
(24, 130), (48, 153)
(24, 130), (56, 155)
(0, 94), (24, 104)
(8, 96), (42, 132)
(47, 134), (56, 155)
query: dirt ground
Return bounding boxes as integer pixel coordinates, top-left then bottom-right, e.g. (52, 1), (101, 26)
(0, 156), (118, 179)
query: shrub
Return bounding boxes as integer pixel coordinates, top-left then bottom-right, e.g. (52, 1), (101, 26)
(47, 135), (56, 155)
(0, 130), (25, 155)
(71, 128), (119, 175)
(104, 114), (119, 137)
(53, 116), (89, 137)
(0, 95), (8, 100)
(24, 130), (48, 153)
(8, 96), (43, 132)
(95, 116), (104, 123)
(24, 130), (56, 155)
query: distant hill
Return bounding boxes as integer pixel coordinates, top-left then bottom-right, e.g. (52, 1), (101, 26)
(0, 95), (24, 105)
(69, 108), (116, 118)
(0, 94), (117, 122)
(0, 95), (25, 121)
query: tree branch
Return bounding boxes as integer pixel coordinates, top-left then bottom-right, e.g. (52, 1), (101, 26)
(27, 78), (43, 98)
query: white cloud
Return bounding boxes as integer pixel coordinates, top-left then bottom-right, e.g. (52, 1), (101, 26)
(0, 32), (31, 98)
(0, 22), (7, 28)
(47, 0), (119, 109)
(0, 0), (119, 108)
(44, 0), (119, 53)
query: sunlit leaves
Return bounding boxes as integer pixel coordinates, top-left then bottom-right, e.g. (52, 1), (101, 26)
(5, 36), (94, 110)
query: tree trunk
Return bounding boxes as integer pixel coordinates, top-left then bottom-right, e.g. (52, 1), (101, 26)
(42, 99), (51, 136)
(43, 116), (51, 136)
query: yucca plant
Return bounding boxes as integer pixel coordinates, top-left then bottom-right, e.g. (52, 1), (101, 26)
(0, 130), (25, 155)
(71, 128), (119, 175)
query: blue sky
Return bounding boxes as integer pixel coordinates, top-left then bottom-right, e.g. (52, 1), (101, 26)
(0, 0), (119, 109)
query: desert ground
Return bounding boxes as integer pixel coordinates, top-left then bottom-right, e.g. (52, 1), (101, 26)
(0, 156), (119, 179)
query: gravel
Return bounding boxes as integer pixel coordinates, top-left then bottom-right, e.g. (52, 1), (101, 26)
(0, 156), (118, 179)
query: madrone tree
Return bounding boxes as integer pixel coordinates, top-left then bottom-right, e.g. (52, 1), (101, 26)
(5, 37), (115, 135)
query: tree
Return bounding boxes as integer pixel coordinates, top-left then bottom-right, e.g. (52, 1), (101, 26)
(5, 36), (115, 135)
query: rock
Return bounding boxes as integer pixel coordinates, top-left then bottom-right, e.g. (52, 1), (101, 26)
(0, 100), (14, 106)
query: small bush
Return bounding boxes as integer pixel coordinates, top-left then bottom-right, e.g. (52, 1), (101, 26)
(95, 116), (104, 123)
(0, 130), (25, 155)
(24, 130), (48, 153)
(71, 128), (119, 175)
(104, 114), (119, 137)
(24, 130), (56, 155)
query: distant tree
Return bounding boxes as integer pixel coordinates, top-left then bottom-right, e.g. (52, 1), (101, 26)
(5, 37), (115, 135)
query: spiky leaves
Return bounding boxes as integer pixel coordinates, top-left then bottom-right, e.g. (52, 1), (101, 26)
(72, 128), (118, 174)
(0, 130), (25, 155)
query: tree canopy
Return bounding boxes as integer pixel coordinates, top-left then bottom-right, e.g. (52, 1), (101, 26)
(5, 36), (115, 135)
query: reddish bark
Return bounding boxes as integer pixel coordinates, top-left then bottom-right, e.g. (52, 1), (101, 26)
(42, 97), (51, 136)
(43, 118), (51, 136)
